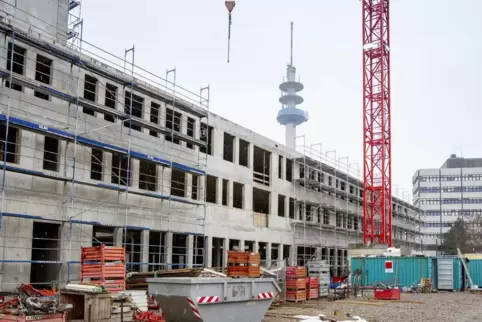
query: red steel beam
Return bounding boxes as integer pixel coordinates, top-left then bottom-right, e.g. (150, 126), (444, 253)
(362, 0), (392, 246)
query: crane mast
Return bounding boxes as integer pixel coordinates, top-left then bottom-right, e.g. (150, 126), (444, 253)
(362, 0), (392, 246)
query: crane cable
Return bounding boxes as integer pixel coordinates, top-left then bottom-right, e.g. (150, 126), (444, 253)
(225, 1), (236, 63)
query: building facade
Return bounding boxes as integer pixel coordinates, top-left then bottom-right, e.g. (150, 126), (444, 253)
(413, 154), (482, 256)
(0, 0), (421, 290)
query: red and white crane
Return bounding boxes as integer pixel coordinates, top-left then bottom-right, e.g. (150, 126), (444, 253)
(362, 0), (392, 246)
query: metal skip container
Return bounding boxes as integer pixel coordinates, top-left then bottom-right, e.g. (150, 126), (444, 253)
(147, 277), (281, 322)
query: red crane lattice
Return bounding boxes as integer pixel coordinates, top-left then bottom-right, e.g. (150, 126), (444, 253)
(362, 0), (392, 246)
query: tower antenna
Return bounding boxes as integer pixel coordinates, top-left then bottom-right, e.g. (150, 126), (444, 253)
(276, 22), (308, 149)
(290, 21), (294, 66)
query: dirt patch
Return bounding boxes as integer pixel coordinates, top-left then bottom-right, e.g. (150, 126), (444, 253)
(264, 292), (482, 322)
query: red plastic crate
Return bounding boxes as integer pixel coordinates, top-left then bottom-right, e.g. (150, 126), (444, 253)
(286, 266), (307, 278)
(81, 245), (125, 262)
(286, 278), (306, 290)
(81, 263), (126, 279)
(374, 288), (400, 300)
(306, 277), (319, 288)
(286, 290), (306, 302)
(306, 287), (319, 300)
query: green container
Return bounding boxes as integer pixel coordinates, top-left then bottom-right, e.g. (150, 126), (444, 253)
(468, 259), (482, 287)
(433, 256), (463, 291)
(350, 257), (432, 288)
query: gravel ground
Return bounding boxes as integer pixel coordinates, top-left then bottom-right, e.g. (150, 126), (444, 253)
(263, 292), (482, 322)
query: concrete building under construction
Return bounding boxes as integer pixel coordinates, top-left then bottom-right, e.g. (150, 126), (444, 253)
(0, 0), (421, 290)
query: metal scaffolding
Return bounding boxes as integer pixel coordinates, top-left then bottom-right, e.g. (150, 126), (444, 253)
(0, 0), (209, 289)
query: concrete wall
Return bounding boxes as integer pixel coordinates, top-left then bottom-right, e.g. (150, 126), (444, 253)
(0, 0), (69, 45)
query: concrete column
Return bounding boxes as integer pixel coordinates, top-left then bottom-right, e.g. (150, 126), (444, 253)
(24, 50), (36, 97)
(222, 238), (228, 268)
(162, 167), (171, 195)
(164, 232), (173, 270)
(140, 230), (149, 272)
(234, 138), (240, 165)
(180, 114), (188, 148)
(186, 174), (193, 199)
(245, 184), (253, 211)
(216, 177), (223, 205)
(103, 151), (113, 183)
(239, 240), (245, 252)
(228, 180), (234, 207)
(187, 235), (194, 268)
(205, 236), (213, 268)
(199, 174), (206, 202)
(114, 228), (123, 247)
(271, 192), (277, 216)
(266, 243), (272, 268)
(248, 143), (254, 169)
(159, 102), (167, 128)
(253, 240), (259, 253)
(278, 244), (284, 262)
(141, 99), (151, 135)
(284, 196), (289, 218)
(131, 159), (140, 189)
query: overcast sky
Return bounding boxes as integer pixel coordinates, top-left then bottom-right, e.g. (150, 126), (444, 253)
(81, 0), (482, 200)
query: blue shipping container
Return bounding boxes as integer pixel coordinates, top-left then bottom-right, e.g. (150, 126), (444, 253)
(351, 257), (432, 288)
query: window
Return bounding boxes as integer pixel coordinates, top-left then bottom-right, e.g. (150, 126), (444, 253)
(111, 153), (131, 186)
(150, 102), (160, 137)
(43, 136), (59, 171)
(278, 156), (283, 179)
(253, 146), (271, 186)
(170, 169), (186, 197)
(253, 188), (270, 214)
(328, 176), (333, 186)
(5, 43), (26, 91)
(289, 197), (295, 219)
(354, 218), (358, 231)
(165, 108), (181, 144)
(206, 175), (217, 203)
(200, 123), (213, 155)
(191, 174), (199, 200)
(223, 133), (235, 162)
(139, 160), (157, 191)
(90, 148), (103, 181)
(124, 91), (143, 131)
(83, 74), (97, 115)
(34, 55), (52, 100)
(278, 195), (285, 217)
(0, 125), (19, 163)
(239, 139), (249, 167)
(222, 179), (229, 206)
(286, 159), (293, 182)
(323, 209), (330, 225)
(340, 181), (346, 191)
(104, 83), (117, 122)
(233, 182), (244, 209)
(186, 117), (195, 149)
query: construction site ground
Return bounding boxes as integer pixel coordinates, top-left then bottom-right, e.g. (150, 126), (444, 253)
(263, 292), (482, 322)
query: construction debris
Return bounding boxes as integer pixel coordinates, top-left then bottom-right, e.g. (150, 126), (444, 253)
(127, 268), (204, 289)
(0, 284), (72, 318)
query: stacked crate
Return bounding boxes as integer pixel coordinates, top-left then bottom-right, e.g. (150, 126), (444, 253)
(306, 277), (319, 300)
(227, 251), (260, 278)
(81, 245), (126, 293)
(307, 260), (330, 297)
(286, 266), (307, 302)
